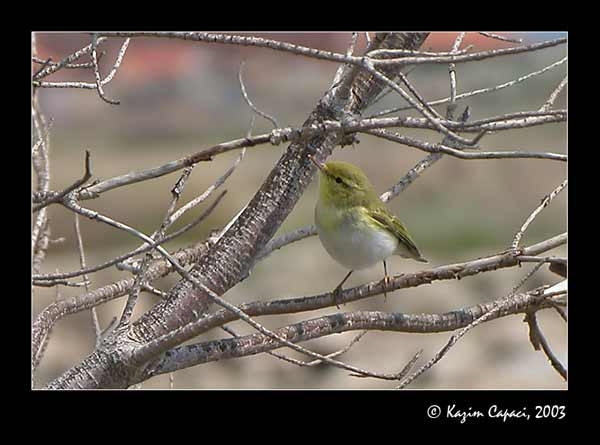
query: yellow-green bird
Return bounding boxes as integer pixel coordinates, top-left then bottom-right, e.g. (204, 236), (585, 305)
(310, 156), (427, 307)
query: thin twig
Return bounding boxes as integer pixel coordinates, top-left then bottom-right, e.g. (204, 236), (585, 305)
(516, 256), (566, 266)
(539, 76), (568, 112)
(118, 164), (197, 327)
(238, 62), (279, 128)
(362, 59), (477, 147)
(346, 32), (359, 56)
(512, 179), (568, 250)
(164, 148), (245, 230)
(367, 47), (471, 58)
(74, 214), (101, 343)
(369, 56), (567, 118)
(98, 32), (564, 68)
(547, 300), (568, 322)
(77, 134), (270, 199)
(33, 278), (90, 288)
(448, 33), (466, 117)
(32, 52), (106, 69)
(119, 148), (244, 274)
(32, 150), (92, 213)
(54, 110), (562, 203)
(32, 36), (108, 80)
(33, 38), (130, 92)
(479, 32), (523, 44)
(32, 57), (53, 79)
(90, 34), (120, 105)
(366, 129), (567, 162)
(396, 287), (561, 389)
(397, 252), (560, 389)
(525, 311), (567, 380)
(33, 190), (226, 283)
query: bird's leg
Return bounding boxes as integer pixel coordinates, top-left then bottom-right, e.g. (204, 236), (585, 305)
(383, 260), (390, 302)
(333, 270), (353, 309)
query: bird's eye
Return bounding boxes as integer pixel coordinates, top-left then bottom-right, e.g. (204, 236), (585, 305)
(335, 177), (343, 184)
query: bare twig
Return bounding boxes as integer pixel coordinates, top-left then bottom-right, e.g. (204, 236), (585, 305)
(479, 32), (523, 44)
(77, 134), (270, 199)
(33, 53), (106, 69)
(50, 111), (562, 203)
(346, 32), (359, 56)
(32, 150), (92, 213)
(33, 36), (108, 80)
(98, 32), (565, 68)
(370, 56), (567, 118)
(165, 148), (245, 230)
(547, 300), (568, 322)
(367, 47), (471, 58)
(524, 311), (567, 380)
(379, 153), (442, 202)
(362, 59), (477, 147)
(516, 256), (566, 266)
(396, 248), (562, 389)
(33, 278), (90, 288)
(539, 76), (568, 112)
(238, 62), (279, 128)
(32, 57), (53, 79)
(396, 287), (562, 389)
(118, 162), (198, 327)
(33, 190), (226, 283)
(512, 179), (568, 250)
(74, 214), (101, 343)
(90, 34), (120, 105)
(366, 129), (567, 162)
(33, 38), (131, 91)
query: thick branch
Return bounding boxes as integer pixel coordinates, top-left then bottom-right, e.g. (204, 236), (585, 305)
(142, 287), (561, 379)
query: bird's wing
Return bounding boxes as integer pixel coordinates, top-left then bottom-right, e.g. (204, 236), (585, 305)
(367, 205), (427, 262)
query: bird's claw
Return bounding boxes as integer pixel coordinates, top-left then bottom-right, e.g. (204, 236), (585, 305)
(383, 275), (391, 302)
(332, 285), (343, 309)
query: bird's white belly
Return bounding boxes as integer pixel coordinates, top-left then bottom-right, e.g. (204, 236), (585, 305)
(316, 206), (398, 270)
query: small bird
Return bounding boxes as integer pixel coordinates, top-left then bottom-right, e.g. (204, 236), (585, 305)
(310, 156), (427, 307)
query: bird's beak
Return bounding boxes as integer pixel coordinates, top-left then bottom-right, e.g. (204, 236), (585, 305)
(308, 155), (326, 172)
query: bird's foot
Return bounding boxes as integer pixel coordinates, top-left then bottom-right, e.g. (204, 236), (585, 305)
(332, 285), (343, 309)
(383, 275), (391, 303)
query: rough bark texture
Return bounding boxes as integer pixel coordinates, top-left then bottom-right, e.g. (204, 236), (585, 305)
(46, 32), (430, 389)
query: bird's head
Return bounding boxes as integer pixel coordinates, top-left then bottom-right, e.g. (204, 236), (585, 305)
(309, 156), (375, 207)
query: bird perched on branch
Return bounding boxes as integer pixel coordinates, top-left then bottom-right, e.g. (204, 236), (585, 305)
(310, 156), (427, 307)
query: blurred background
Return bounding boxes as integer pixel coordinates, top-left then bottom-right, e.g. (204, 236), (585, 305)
(32, 32), (567, 389)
